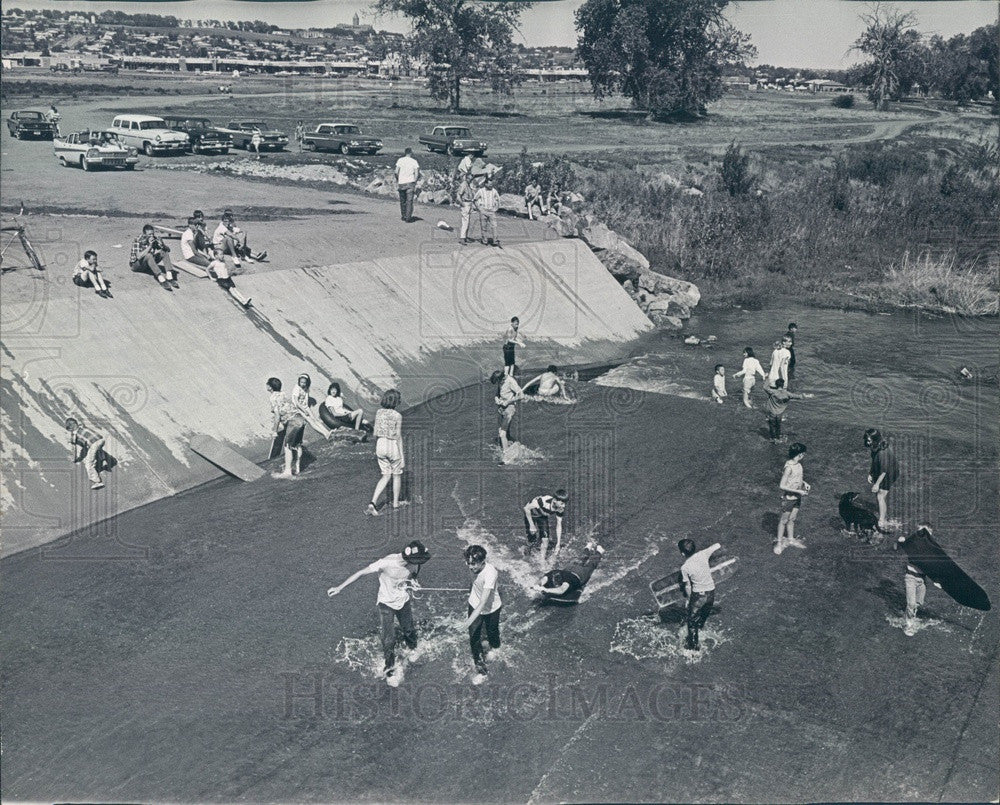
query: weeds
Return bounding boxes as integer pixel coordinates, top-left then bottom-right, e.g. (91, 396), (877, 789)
(875, 251), (998, 315)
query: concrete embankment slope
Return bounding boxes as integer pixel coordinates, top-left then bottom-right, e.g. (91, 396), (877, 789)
(1, 238), (651, 556)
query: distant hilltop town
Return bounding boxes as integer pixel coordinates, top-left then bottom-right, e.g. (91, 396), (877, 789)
(0, 7), (586, 79)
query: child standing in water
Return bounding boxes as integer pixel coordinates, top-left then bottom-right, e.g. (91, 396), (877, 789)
(502, 317), (525, 377)
(463, 544), (502, 684)
(368, 389), (407, 515)
(268, 377), (306, 477)
(291, 374), (333, 439)
(711, 364), (727, 404)
(775, 442), (810, 555)
(733, 347), (766, 408)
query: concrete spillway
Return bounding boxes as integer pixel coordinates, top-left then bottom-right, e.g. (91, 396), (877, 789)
(1, 238), (651, 556)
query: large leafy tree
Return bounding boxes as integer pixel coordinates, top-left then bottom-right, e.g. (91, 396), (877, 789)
(575, 0), (754, 120)
(373, 0), (529, 111)
(852, 5), (922, 110)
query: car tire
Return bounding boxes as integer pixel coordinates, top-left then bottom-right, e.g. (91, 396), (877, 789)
(220, 148), (230, 155)
(143, 142), (155, 156)
(340, 143), (351, 156)
(80, 156), (93, 171)
(58, 155), (67, 166)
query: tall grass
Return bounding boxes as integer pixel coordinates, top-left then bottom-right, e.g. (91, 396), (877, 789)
(875, 251), (999, 316)
(555, 138), (1000, 314)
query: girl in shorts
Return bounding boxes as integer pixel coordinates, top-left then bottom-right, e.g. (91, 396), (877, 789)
(368, 389), (406, 515)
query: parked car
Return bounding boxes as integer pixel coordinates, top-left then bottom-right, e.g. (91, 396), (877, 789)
(160, 115), (232, 155)
(7, 110), (57, 140)
(214, 121), (288, 151)
(302, 123), (383, 155)
(53, 130), (139, 171)
(108, 114), (188, 156)
(418, 125), (487, 156)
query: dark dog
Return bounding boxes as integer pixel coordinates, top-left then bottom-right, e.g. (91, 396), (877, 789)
(839, 492), (879, 534)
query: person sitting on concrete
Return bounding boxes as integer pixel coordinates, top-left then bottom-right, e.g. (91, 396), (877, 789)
(522, 365), (570, 400)
(73, 250), (112, 298)
(65, 416), (107, 490)
(180, 217), (212, 270)
(130, 224), (178, 291)
(213, 210), (266, 266)
(535, 540), (604, 603)
(323, 382), (373, 433)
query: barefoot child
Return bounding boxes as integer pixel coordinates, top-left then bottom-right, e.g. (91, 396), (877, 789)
(322, 382), (372, 433)
(327, 540), (432, 687)
(523, 489), (568, 560)
(763, 378), (805, 443)
(678, 539), (722, 650)
(368, 389), (406, 514)
(65, 417), (107, 490)
(491, 369), (525, 460)
(711, 364), (727, 404)
(463, 544), (502, 683)
(502, 317), (525, 377)
(522, 365), (570, 400)
(733, 347), (765, 408)
(268, 377), (306, 476)
(292, 374), (333, 440)
(775, 442), (810, 555)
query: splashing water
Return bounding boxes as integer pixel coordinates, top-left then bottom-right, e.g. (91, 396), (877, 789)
(885, 614), (952, 636)
(496, 442), (547, 465)
(523, 394), (577, 406)
(610, 615), (730, 665)
(595, 355), (703, 400)
(455, 518), (550, 598)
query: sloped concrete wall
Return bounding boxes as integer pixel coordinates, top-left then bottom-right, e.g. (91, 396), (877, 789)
(1, 238), (651, 556)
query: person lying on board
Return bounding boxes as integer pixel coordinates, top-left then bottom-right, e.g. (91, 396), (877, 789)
(534, 541), (605, 603)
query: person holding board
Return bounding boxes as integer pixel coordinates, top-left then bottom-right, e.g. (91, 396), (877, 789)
(678, 539), (723, 651)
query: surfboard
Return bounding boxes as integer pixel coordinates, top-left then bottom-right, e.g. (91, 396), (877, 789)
(649, 556), (739, 610)
(899, 528), (991, 611)
(190, 434), (265, 482)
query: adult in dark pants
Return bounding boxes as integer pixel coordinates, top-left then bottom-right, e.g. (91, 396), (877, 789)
(394, 147), (420, 223)
(865, 428), (899, 531)
(678, 539), (722, 650)
(327, 540), (431, 688)
(463, 544), (501, 683)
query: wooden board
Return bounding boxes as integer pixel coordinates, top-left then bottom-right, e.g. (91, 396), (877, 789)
(650, 556), (739, 609)
(189, 434), (265, 482)
(900, 528), (990, 611)
(172, 258), (209, 278)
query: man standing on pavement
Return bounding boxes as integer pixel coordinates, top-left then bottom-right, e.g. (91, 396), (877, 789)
(474, 177), (501, 246)
(395, 147), (421, 223)
(457, 174), (478, 245)
(327, 540), (432, 687)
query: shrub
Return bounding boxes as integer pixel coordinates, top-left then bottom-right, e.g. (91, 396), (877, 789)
(719, 142), (756, 196)
(831, 94), (855, 109)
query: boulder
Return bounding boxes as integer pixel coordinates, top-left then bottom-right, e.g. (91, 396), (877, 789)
(648, 312), (685, 330)
(498, 193), (525, 215)
(596, 251), (644, 283)
(683, 187), (704, 197)
(567, 191), (586, 204)
(548, 208), (581, 238)
(636, 270), (701, 309)
(684, 335), (701, 345)
(645, 296), (691, 320)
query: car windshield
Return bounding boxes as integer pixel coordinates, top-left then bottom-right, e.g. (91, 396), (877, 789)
(338, 126), (360, 134)
(242, 123), (265, 130)
(139, 120), (166, 130)
(20, 112), (44, 120)
(446, 128), (470, 137)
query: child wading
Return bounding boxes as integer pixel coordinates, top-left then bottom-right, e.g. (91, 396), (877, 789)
(463, 544), (501, 684)
(678, 539), (723, 650)
(327, 541), (432, 687)
(733, 347), (765, 408)
(775, 442), (810, 555)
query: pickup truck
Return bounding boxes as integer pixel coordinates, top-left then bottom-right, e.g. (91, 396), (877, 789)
(160, 116), (232, 155)
(214, 121), (288, 151)
(7, 110), (57, 140)
(417, 125), (487, 156)
(303, 123), (382, 155)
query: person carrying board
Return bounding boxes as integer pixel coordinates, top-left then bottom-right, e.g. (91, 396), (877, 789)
(678, 539), (722, 651)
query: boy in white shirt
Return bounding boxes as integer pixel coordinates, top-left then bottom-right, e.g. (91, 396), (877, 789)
(180, 217), (212, 269)
(327, 540), (432, 687)
(711, 364), (727, 404)
(73, 250), (112, 298)
(394, 147), (421, 222)
(463, 544), (501, 682)
(678, 539), (723, 650)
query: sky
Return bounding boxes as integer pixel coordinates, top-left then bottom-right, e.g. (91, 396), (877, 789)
(6, 0), (998, 68)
